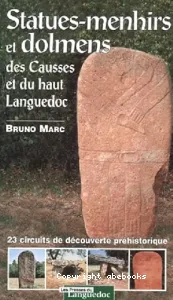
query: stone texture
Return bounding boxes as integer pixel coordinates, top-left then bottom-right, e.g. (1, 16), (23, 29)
(18, 251), (35, 288)
(77, 47), (172, 238)
(133, 251), (162, 289)
(100, 263), (108, 277)
(51, 260), (83, 277)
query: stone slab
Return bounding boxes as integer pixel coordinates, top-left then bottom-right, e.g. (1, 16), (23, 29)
(132, 251), (163, 289)
(18, 251), (35, 288)
(77, 47), (171, 238)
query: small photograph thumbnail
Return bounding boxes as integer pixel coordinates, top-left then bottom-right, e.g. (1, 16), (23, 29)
(130, 249), (166, 290)
(8, 248), (45, 290)
(88, 249), (129, 290)
(46, 249), (87, 289)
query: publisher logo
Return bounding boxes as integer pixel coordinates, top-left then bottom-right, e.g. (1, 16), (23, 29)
(63, 286), (115, 300)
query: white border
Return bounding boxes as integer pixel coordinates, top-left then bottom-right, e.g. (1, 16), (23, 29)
(128, 249), (131, 290)
(45, 247), (88, 290)
(86, 248), (89, 286)
(7, 247), (167, 292)
(8, 247), (46, 291)
(88, 247), (129, 291)
(129, 248), (167, 292)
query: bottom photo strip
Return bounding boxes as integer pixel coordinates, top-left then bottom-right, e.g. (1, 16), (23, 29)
(8, 248), (167, 292)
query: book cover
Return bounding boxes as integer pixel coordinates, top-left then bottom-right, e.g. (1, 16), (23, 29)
(1, 1), (172, 299)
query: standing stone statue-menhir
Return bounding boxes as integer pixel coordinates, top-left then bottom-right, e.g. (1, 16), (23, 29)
(18, 251), (35, 288)
(133, 251), (163, 290)
(77, 47), (171, 238)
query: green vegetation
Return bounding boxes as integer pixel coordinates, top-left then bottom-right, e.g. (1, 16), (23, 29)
(9, 259), (45, 278)
(9, 260), (18, 278)
(0, 167), (65, 195)
(36, 261), (45, 278)
(0, 0), (173, 174)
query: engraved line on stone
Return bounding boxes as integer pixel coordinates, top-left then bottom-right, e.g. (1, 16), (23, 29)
(118, 88), (169, 134)
(117, 67), (154, 107)
(79, 150), (168, 163)
(130, 74), (169, 120)
(130, 63), (167, 107)
(80, 159), (166, 165)
(80, 60), (149, 111)
(79, 57), (164, 115)
(140, 90), (170, 122)
(117, 115), (146, 134)
(115, 59), (162, 107)
(116, 59), (164, 109)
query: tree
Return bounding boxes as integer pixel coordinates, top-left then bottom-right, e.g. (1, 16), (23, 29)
(9, 260), (18, 278)
(47, 249), (86, 260)
(47, 249), (62, 260)
(36, 261), (45, 278)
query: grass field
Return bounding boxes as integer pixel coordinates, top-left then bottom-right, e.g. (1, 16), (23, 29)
(88, 264), (128, 290)
(8, 278), (45, 289)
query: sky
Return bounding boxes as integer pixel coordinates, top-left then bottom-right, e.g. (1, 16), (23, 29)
(89, 249), (107, 257)
(46, 249), (87, 261)
(9, 248), (45, 264)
